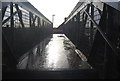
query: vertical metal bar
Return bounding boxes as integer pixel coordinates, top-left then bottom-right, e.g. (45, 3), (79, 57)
(102, 5), (107, 78)
(83, 4), (90, 28)
(90, 3), (94, 44)
(10, 2), (14, 28)
(33, 15), (37, 27)
(104, 4), (108, 78)
(42, 20), (44, 27)
(29, 12), (32, 27)
(10, 2), (17, 60)
(38, 17), (40, 27)
(31, 14), (33, 28)
(10, 3), (14, 59)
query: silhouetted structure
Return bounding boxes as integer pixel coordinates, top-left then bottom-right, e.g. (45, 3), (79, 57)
(58, 1), (120, 79)
(2, 0), (120, 79)
(2, 1), (53, 70)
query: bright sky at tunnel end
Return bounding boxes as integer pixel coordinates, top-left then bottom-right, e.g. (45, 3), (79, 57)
(27, 0), (79, 28)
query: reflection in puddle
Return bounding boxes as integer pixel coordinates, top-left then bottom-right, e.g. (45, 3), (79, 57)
(44, 34), (69, 70)
(17, 34), (92, 71)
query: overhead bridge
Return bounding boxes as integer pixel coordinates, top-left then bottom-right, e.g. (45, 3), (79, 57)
(2, 0), (120, 79)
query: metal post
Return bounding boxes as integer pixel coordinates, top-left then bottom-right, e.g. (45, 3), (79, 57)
(32, 15), (37, 27)
(38, 17), (40, 27)
(90, 3), (94, 44)
(83, 4), (90, 31)
(29, 12), (32, 27)
(10, 2), (14, 28)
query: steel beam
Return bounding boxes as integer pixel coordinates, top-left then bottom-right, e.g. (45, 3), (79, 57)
(33, 15), (37, 27)
(10, 2), (14, 28)
(38, 17), (40, 27)
(90, 3), (94, 44)
(2, 11), (18, 25)
(84, 7), (118, 56)
(29, 12), (32, 27)
(15, 4), (25, 28)
(83, 4), (90, 28)
(2, 6), (7, 20)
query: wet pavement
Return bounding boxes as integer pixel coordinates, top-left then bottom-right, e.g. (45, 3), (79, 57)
(17, 34), (92, 71)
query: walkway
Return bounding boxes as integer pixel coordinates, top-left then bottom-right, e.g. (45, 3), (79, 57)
(17, 34), (92, 71)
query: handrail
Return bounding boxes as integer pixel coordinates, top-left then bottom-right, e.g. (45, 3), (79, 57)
(65, 3), (89, 24)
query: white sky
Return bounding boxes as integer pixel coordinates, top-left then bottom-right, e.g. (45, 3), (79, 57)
(27, 0), (79, 27)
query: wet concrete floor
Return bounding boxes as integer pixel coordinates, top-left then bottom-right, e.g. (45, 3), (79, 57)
(17, 34), (92, 71)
